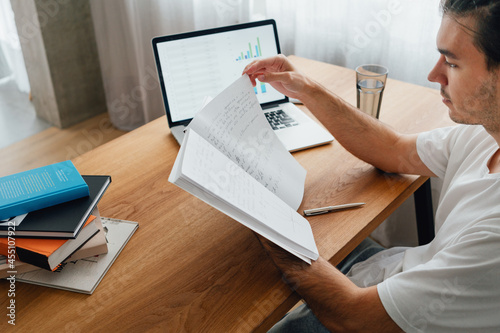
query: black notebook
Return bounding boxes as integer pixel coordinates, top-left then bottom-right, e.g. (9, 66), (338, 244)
(0, 176), (111, 238)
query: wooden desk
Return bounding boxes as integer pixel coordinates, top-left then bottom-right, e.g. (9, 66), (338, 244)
(1, 56), (454, 332)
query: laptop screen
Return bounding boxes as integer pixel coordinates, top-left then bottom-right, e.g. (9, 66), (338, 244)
(152, 19), (287, 127)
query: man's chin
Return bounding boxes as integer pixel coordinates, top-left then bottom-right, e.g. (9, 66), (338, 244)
(449, 111), (483, 127)
(448, 109), (466, 125)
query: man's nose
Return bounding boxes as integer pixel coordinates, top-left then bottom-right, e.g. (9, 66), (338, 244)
(428, 55), (448, 86)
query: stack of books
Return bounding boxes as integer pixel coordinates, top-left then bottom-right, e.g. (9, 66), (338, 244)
(0, 161), (138, 294)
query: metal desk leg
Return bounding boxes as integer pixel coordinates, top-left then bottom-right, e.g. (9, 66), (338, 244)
(414, 178), (435, 245)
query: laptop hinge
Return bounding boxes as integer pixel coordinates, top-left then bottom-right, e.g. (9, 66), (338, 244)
(262, 102), (281, 110)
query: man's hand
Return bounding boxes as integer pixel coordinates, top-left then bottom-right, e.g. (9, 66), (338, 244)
(254, 233), (311, 287)
(242, 55), (311, 100)
(255, 233), (401, 332)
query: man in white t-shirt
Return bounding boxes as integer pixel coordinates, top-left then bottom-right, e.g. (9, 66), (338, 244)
(243, 0), (500, 332)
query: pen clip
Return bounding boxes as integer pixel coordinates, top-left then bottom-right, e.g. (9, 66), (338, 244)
(303, 210), (329, 216)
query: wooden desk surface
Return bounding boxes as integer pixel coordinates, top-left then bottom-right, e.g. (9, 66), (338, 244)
(1, 56), (454, 332)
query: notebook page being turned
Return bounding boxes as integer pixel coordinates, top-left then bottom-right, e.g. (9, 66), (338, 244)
(177, 129), (318, 262)
(187, 75), (306, 209)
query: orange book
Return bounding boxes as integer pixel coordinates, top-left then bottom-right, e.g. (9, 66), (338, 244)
(0, 216), (99, 271)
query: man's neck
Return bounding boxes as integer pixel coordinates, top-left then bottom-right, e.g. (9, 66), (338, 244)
(488, 149), (500, 173)
(486, 129), (500, 173)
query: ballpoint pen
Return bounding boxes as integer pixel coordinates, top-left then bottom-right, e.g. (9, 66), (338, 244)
(303, 202), (365, 216)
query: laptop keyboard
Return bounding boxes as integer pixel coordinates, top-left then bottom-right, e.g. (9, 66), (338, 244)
(265, 110), (299, 130)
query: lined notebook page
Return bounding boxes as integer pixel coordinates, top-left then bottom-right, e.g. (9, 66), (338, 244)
(179, 129), (318, 262)
(187, 75), (306, 209)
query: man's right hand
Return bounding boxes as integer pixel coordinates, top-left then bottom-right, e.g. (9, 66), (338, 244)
(242, 55), (311, 100)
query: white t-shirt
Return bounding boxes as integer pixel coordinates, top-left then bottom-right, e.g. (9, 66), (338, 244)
(346, 125), (500, 332)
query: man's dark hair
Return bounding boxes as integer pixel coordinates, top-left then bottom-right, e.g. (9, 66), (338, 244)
(441, 0), (500, 70)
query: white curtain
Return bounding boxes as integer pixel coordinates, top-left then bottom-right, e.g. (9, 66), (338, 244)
(266, 0), (442, 89)
(90, 0), (253, 131)
(0, 0), (30, 92)
(90, 0), (442, 130)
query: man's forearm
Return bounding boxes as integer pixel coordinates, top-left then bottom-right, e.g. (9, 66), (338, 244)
(243, 54), (431, 176)
(298, 79), (430, 176)
(257, 236), (400, 332)
(282, 256), (400, 332)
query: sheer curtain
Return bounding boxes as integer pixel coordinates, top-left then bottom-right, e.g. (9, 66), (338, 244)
(90, 0), (442, 130)
(90, 0), (253, 131)
(266, 0), (442, 89)
(0, 0), (30, 92)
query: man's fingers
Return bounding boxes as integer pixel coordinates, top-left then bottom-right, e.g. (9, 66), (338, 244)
(254, 233), (281, 254)
(257, 72), (289, 84)
(243, 55), (290, 75)
(243, 59), (262, 74)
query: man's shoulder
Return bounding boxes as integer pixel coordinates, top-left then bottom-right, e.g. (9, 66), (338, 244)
(427, 124), (484, 137)
(427, 124), (490, 148)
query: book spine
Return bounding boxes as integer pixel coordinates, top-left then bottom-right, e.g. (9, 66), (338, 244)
(0, 161), (89, 220)
(13, 247), (52, 271)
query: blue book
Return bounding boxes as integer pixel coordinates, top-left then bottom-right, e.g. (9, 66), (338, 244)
(0, 161), (89, 220)
(0, 175), (110, 238)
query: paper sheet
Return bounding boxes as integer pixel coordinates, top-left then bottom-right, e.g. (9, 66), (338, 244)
(187, 75), (306, 210)
(176, 129), (318, 262)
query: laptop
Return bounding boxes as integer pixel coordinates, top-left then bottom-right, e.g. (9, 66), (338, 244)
(152, 19), (334, 152)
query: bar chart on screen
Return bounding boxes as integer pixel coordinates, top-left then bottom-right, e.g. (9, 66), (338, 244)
(253, 82), (267, 95)
(236, 37), (263, 61)
(232, 36), (270, 95)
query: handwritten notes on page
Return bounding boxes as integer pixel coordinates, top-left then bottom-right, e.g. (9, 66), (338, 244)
(168, 75), (318, 263)
(187, 74), (306, 210)
(170, 129), (318, 263)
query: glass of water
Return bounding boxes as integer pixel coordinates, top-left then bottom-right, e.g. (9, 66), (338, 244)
(355, 64), (388, 119)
